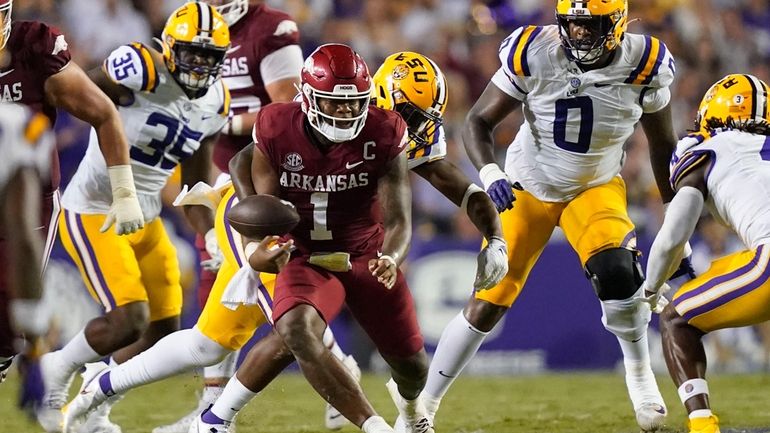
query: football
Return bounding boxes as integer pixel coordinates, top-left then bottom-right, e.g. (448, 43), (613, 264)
(226, 194), (300, 239)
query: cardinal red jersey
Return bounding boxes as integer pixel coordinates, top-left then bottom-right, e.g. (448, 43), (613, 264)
(213, 4), (300, 172)
(254, 102), (408, 257)
(0, 20), (71, 192)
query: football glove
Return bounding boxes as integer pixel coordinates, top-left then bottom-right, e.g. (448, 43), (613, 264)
(100, 165), (145, 235)
(669, 241), (697, 280)
(200, 228), (224, 272)
(474, 236), (508, 291)
(479, 163), (522, 213)
(638, 281), (672, 314)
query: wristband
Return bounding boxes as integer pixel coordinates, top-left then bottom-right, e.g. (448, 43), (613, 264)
(107, 164), (138, 199)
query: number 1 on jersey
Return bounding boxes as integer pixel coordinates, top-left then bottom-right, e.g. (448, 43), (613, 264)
(310, 192), (332, 240)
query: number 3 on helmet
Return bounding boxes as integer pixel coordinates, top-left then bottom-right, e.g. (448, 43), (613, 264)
(696, 74), (770, 134)
(372, 52), (447, 151)
(161, 2), (230, 92)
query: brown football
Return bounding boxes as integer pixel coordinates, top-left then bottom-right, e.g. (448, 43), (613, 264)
(226, 195), (300, 239)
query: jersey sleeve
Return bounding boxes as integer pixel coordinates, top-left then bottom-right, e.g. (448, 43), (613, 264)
(29, 22), (71, 78)
(407, 125), (447, 170)
(259, 45), (303, 86)
(387, 116), (409, 161)
(263, 18), (300, 53)
(252, 109), (273, 161)
(492, 26), (543, 101)
(624, 36), (676, 113)
(669, 134), (714, 189)
(103, 43), (159, 93)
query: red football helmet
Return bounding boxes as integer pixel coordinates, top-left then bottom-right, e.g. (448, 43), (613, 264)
(300, 43), (372, 143)
(0, 0), (11, 50)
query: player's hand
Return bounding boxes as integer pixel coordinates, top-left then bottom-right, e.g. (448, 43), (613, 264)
(638, 281), (671, 314)
(0, 356), (13, 383)
(669, 241), (697, 280)
(101, 165), (145, 235)
(200, 228), (224, 272)
(369, 254), (397, 289)
(246, 236), (294, 274)
(479, 163), (522, 213)
(474, 236), (508, 291)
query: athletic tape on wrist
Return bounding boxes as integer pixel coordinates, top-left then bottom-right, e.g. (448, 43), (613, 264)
(461, 184), (484, 212)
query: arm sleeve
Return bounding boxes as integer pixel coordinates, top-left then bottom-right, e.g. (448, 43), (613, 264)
(646, 187), (704, 290)
(259, 45), (303, 86)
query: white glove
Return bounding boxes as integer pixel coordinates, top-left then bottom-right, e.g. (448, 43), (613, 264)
(474, 236), (508, 291)
(638, 281), (672, 314)
(100, 165), (145, 235)
(201, 228), (224, 272)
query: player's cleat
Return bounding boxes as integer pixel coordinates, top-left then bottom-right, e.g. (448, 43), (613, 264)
(62, 362), (113, 433)
(187, 409), (233, 433)
(0, 356), (12, 383)
(76, 401), (123, 433)
(624, 361), (667, 432)
(153, 398), (211, 433)
(687, 415), (720, 433)
(386, 379), (435, 433)
(325, 355), (362, 430)
(395, 394), (440, 433)
(37, 352), (75, 432)
(635, 402), (667, 432)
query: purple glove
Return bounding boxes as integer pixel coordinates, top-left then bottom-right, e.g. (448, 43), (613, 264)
(479, 163), (523, 213)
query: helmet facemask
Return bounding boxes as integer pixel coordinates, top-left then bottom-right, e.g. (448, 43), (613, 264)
(169, 41), (227, 91)
(394, 100), (443, 150)
(304, 84), (371, 143)
(557, 13), (619, 65)
(0, 0), (11, 51)
(204, 0), (248, 26)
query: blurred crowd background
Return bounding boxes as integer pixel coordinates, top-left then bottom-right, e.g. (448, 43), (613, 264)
(13, 0), (770, 372)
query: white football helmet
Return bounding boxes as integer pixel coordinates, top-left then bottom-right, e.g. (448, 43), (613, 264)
(0, 0), (11, 50)
(202, 0), (248, 26)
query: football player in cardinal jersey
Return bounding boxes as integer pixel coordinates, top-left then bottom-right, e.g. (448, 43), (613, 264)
(0, 103), (53, 383)
(179, 51), (507, 433)
(0, 0), (144, 381)
(151, 2), (303, 431)
(643, 75), (770, 433)
(35, 3), (231, 433)
(422, 1), (686, 432)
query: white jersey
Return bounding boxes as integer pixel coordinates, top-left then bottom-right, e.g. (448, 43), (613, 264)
(407, 125), (447, 170)
(493, 25), (675, 201)
(0, 102), (53, 189)
(62, 43), (230, 221)
(670, 130), (770, 249)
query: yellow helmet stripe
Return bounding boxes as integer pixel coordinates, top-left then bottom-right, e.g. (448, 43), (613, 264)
(509, 26), (543, 76)
(218, 80), (231, 117)
(130, 43), (158, 92)
(195, 2), (215, 36)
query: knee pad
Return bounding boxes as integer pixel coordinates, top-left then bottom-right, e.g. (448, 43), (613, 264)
(600, 286), (651, 341)
(585, 248), (644, 301)
(189, 327), (232, 366)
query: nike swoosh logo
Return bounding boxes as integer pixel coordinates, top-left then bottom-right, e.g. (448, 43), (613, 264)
(328, 413), (344, 420)
(345, 161), (363, 169)
(437, 370), (456, 378)
(594, 83), (611, 88)
(226, 45), (241, 54)
(0, 69), (15, 78)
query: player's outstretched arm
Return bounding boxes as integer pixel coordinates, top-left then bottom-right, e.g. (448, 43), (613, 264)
(640, 104), (678, 203)
(181, 134), (217, 236)
(462, 82), (522, 212)
(644, 162), (708, 303)
(250, 145), (279, 196)
(370, 151), (411, 289)
(45, 62), (144, 235)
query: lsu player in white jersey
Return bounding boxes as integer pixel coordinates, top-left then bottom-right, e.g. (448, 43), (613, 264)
(642, 74), (770, 433)
(421, 1), (686, 432)
(37, 3), (232, 432)
(0, 103), (53, 382)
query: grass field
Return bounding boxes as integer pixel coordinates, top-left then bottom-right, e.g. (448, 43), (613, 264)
(2, 371), (770, 433)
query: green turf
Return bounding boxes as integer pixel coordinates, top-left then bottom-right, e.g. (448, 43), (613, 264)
(2, 371), (770, 433)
